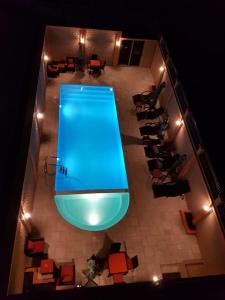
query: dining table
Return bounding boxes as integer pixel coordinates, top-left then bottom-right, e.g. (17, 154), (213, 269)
(90, 59), (101, 68)
(108, 252), (131, 275)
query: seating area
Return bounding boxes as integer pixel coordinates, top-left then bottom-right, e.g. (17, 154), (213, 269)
(132, 82), (191, 198)
(87, 54), (106, 77)
(24, 234), (75, 291)
(82, 241), (138, 285)
(47, 54), (106, 78)
(47, 57), (76, 77)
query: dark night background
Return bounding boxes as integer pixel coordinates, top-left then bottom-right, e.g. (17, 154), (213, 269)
(1, 0), (225, 298)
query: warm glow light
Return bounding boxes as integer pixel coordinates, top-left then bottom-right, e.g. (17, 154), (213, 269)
(44, 55), (49, 61)
(89, 213), (99, 225)
(153, 275), (159, 282)
(159, 65), (165, 72)
(37, 112), (44, 119)
(80, 37), (85, 44)
(23, 212), (31, 220)
(175, 119), (183, 126)
(203, 204), (212, 212)
(116, 39), (121, 47)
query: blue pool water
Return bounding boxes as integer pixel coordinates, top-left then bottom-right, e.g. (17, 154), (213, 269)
(54, 84), (129, 231)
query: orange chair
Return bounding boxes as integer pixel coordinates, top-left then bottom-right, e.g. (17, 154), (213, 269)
(66, 57), (75, 72)
(24, 236), (45, 257)
(112, 273), (124, 284)
(58, 261), (75, 285)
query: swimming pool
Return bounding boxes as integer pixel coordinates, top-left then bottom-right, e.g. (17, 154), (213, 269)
(54, 84), (129, 231)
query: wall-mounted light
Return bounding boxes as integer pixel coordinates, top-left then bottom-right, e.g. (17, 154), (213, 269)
(44, 54), (49, 61)
(175, 119), (183, 127)
(116, 38), (121, 47)
(152, 275), (160, 285)
(80, 36), (85, 44)
(203, 204), (213, 212)
(21, 212), (31, 220)
(159, 65), (165, 72)
(37, 112), (44, 119)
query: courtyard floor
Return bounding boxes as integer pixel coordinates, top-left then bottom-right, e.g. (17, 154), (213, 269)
(31, 66), (202, 285)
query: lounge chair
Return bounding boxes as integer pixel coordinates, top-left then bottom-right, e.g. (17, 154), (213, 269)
(144, 145), (171, 159)
(142, 136), (162, 146)
(132, 82), (166, 109)
(139, 122), (168, 136)
(136, 107), (165, 121)
(147, 154), (185, 171)
(152, 180), (190, 198)
(133, 90), (155, 105)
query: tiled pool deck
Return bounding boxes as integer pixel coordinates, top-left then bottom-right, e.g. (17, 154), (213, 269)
(32, 66), (201, 285)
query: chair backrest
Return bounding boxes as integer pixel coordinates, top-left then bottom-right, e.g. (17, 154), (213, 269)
(112, 273), (124, 284)
(110, 242), (121, 253)
(101, 60), (106, 69)
(60, 262), (75, 284)
(131, 256), (139, 269)
(91, 54), (98, 60)
(66, 57), (75, 64)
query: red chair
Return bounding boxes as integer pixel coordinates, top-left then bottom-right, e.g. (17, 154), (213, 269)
(66, 57), (75, 72)
(57, 60), (67, 72)
(24, 236), (45, 257)
(112, 273), (124, 284)
(47, 63), (59, 77)
(58, 260), (75, 285)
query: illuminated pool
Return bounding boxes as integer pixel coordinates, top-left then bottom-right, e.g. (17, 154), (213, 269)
(54, 84), (129, 231)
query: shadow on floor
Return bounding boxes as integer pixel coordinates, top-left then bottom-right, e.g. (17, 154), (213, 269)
(96, 234), (113, 259)
(121, 134), (144, 145)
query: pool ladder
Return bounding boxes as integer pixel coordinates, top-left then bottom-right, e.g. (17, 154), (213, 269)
(59, 165), (68, 176)
(44, 156), (67, 176)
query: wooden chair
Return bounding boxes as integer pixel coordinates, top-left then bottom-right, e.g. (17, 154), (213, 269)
(24, 235), (45, 257)
(57, 260), (75, 286)
(112, 273), (124, 284)
(66, 57), (75, 72)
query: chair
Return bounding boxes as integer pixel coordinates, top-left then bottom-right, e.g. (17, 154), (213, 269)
(112, 273), (124, 284)
(24, 235), (45, 257)
(58, 260), (75, 285)
(139, 120), (169, 136)
(144, 145), (171, 159)
(133, 90), (154, 107)
(100, 60), (106, 72)
(136, 107), (165, 121)
(147, 154), (182, 172)
(91, 54), (98, 60)
(110, 242), (121, 253)
(57, 60), (67, 72)
(131, 256), (139, 269)
(47, 63), (59, 78)
(84, 278), (98, 287)
(66, 57), (75, 72)
(142, 136), (162, 146)
(152, 180), (191, 198)
(133, 82), (166, 109)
